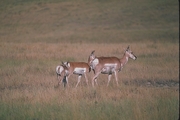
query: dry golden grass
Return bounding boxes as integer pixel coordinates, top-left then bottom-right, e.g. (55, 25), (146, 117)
(0, 42), (179, 120)
(0, 41), (178, 98)
(0, 41), (178, 83)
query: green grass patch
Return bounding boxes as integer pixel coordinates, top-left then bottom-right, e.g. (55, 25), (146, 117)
(0, 89), (178, 120)
(0, 0), (178, 43)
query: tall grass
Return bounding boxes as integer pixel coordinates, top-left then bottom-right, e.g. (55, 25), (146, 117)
(0, 42), (179, 120)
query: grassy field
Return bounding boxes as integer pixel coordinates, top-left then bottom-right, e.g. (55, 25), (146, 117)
(0, 0), (179, 120)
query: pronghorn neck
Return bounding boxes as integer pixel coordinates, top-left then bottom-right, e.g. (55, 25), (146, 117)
(120, 53), (129, 67)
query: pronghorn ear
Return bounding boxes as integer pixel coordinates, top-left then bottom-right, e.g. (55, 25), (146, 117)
(62, 61), (68, 67)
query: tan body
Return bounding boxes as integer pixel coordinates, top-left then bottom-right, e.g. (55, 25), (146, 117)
(63, 62), (91, 87)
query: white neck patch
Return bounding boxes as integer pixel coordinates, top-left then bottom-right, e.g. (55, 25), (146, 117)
(91, 58), (99, 69)
(125, 56), (129, 64)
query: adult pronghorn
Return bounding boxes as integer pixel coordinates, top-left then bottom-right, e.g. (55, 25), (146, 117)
(88, 46), (137, 87)
(62, 62), (91, 87)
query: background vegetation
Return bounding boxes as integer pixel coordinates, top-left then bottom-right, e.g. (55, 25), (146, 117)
(0, 0), (179, 119)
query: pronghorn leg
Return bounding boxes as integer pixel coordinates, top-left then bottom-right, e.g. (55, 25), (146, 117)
(76, 75), (82, 88)
(95, 78), (98, 86)
(84, 73), (89, 86)
(114, 71), (119, 86)
(107, 74), (112, 86)
(57, 75), (63, 86)
(57, 74), (60, 85)
(66, 75), (70, 87)
(92, 71), (101, 87)
(62, 76), (67, 87)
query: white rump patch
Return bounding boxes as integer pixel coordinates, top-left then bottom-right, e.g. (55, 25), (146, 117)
(59, 66), (64, 73)
(74, 67), (86, 75)
(56, 65), (64, 75)
(91, 58), (99, 69)
(93, 58), (99, 64)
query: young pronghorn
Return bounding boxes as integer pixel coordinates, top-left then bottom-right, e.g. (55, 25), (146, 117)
(88, 46), (137, 87)
(62, 62), (91, 88)
(56, 64), (67, 87)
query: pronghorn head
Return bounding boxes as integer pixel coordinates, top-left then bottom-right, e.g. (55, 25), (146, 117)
(125, 46), (137, 60)
(61, 62), (69, 76)
(62, 61), (70, 68)
(88, 50), (96, 65)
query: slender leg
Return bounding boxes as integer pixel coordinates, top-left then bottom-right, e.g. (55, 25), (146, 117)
(95, 78), (98, 86)
(92, 77), (95, 87)
(107, 74), (112, 86)
(57, 74), (64, 87)
(57, 74), (59, 81)
(114, 71), (119, 86)
(57, 74), (60, 85)
(92, 71), (101, 87)
(84, 73), (89, 86)
(76, 75), (82, 88)
(66, 75), (70, 87)
(63, 76), (67, 87)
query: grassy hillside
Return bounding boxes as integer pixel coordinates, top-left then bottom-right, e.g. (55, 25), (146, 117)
(0, 42), (179, 119)
(0, 0), (178, 43)
(0, 0), (179, 120)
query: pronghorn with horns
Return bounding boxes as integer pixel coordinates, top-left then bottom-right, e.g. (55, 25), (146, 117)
(88, 46), (137, 87)
(61, 62), (91, 87)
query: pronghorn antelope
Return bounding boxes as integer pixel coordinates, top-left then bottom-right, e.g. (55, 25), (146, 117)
(56, 65), (67, 87)
(88, 46), (137, 87)
(62, 62), (91, 87)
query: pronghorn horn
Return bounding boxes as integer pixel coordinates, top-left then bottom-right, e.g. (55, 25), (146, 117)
(91, 50), (95, 55)
(127, 46), (130, 50)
